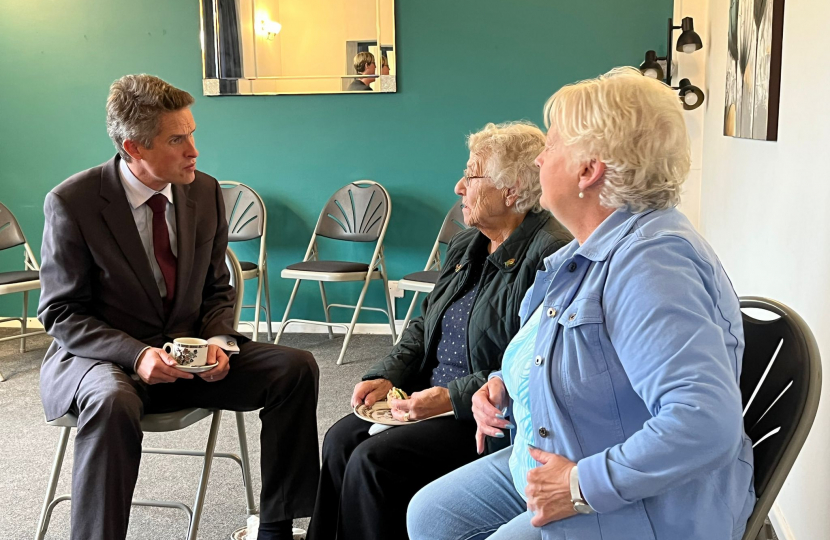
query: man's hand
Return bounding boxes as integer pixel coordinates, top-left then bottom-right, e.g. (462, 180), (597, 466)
(472, 377), (511, 454)
(389, 386), (452, 422)
(351, 379), (393, 408)
(198, 344), (230, 382)
(525, 446), (578, 527)
(136, 348), (194, 384)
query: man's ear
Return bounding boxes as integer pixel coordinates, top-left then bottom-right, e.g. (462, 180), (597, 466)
(122, 139), (143, 162)
(577, 159), (606, 192)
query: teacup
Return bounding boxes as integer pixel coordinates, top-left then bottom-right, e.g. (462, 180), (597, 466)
(163, 337), (209, 367)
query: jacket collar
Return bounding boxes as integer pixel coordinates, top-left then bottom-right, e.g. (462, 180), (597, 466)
(569, 208), (656, 264)
(459, 211), (550, 272)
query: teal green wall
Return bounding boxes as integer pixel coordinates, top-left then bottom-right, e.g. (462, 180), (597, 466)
(0, 0), (670, 324)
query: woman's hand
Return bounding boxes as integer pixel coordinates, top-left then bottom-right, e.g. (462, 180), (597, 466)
(525, 446), (578, 527)
(351, 378), (393, 408)
(472, 377), (511, 454)
(389, 387), (452, 422)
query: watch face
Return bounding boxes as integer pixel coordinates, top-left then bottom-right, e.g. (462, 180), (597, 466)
(574, 502), (593, 514)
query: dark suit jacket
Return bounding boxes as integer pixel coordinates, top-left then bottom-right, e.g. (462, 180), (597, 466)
(38, 155), (244, 421)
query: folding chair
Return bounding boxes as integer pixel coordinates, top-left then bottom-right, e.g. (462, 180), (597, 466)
(0, 202), (45, 382)
(34, 247), (257, 540)
(739, 296), (822, 540)
(220, 181), (273, 342)
(396, 201), (466, 341)
(274, 180), (396, 365)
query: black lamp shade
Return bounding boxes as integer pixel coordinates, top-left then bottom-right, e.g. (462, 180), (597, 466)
(639, 50), (664, 80)
(678, 78), (705, 110)
(676, 17), (703, 53)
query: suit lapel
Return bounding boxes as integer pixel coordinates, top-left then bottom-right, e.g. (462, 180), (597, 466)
(99, 156), (165, 319)
(167, 183), (196, 322)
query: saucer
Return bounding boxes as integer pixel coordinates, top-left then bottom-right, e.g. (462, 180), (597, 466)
(354, 400), (453, 426)
(175, 363), (218, 373)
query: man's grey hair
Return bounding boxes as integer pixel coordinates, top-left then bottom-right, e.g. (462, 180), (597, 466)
(106, 74), (194, 162)
(353, 52), (375, 75)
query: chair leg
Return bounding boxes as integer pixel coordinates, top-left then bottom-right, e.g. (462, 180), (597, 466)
(275, 279), (302, 345)
(35, 426), (71, 540)
(186, 411), (223, 540)
(397, 292), (421, 344)
(235, 412), (258, 516)
(380, 269), (397, 344)
(21, 290), (28, 354)
(262, 262), (274, 342)
(318, 282), (334, 340)
(252, 273), (263, 343)
(336, 275), (373, 365)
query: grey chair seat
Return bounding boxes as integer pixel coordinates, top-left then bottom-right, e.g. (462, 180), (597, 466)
(0, 270), (39, 285)
(401, 270), (439, 284)
(47, 407), (215, 433)
(286, 260), (370, 273)
(240, 261), (257, 272)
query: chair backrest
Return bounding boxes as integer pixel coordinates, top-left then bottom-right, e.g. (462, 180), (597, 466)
(0, 202), (27, 251)
(220, 182), (266, 242)
(315, 181), (390, 242)
(436, 201), (467, 245)
(226, 247), (245, 328)
(739, 296), (822, 540)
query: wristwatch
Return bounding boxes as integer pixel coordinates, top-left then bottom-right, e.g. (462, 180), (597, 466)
(569, 466), (595, 515)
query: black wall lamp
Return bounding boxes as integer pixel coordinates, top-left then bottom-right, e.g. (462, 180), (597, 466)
(639, 17), (705, 111)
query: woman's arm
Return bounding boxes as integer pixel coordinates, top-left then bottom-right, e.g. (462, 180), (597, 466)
(578, 235), (745, 513)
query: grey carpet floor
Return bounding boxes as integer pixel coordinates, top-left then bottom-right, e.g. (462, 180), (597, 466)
(0, 329), (393, 540)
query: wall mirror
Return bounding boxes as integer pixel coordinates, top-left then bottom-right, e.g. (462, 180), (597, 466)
(200, 0), (396, 96)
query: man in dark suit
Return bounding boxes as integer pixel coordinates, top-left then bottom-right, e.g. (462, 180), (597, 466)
(37, 74), (319, 540)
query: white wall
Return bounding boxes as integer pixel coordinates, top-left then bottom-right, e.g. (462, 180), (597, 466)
(678, 0), (830, 537)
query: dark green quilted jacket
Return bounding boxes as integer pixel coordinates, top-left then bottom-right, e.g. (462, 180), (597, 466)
(363, 210), (572, 422)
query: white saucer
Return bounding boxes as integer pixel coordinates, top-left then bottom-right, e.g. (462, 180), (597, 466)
(175, 363), (218, 373)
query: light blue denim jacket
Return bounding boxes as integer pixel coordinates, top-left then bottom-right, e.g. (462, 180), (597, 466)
(511, 208), (755, 540)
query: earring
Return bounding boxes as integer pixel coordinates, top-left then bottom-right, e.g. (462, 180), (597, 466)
(505, 200), (512, 207)
(578, 192), (584, 199)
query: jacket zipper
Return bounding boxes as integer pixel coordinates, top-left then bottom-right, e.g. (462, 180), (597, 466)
(464, 258), (491, 374)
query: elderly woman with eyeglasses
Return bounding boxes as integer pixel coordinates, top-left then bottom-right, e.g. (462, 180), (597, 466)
(305, 121), (572, 540)
(408, 68), (756, 540)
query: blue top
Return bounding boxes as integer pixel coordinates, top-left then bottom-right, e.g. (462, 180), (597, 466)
(495, 208), (756, 540)
(501, 304), (543, 500)
(430, 283), (477, 387)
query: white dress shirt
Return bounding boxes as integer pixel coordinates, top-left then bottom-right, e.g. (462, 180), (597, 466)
(118, 160), (238, 370)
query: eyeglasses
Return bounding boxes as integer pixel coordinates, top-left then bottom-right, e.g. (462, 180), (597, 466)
(462, 170), (488, 187)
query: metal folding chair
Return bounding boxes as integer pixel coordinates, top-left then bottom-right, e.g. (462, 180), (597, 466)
(274, 180), (396, 365)
(739, 296), (822, 540)
(396, 201), (466, 341)
(34, 247), (257, 540)
(0, 202), (45, 381)
(220, 182), (273, 342)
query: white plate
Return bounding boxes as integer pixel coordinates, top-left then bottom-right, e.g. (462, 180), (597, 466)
(175, 363), (218, 373)
(354, 400), (454, 426)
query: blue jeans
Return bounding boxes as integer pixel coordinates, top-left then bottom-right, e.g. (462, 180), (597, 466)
(407, 447), (541, 540)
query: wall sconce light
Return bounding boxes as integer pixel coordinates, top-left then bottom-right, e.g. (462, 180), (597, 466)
(639, 17), (705, 111)
(639, 50), (664, 81)
(678, 79), (705, 110)
(258, 19), (282, 40)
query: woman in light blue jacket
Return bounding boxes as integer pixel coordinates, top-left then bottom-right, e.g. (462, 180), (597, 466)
(407, 67), (756, 540)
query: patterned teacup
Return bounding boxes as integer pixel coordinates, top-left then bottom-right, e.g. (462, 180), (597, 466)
(163, 337), (209, 367)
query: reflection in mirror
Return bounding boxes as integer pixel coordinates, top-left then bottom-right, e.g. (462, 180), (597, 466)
(200, 0), (396, 96)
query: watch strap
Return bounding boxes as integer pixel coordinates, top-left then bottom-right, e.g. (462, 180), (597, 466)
(569, 465), (595, 514)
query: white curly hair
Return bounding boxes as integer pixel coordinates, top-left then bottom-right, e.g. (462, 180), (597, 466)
(466, 121), (546, 214)
(543, 66), (691, 213)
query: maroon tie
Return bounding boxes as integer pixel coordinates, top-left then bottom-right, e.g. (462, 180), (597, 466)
(146, 194), (177, 304)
